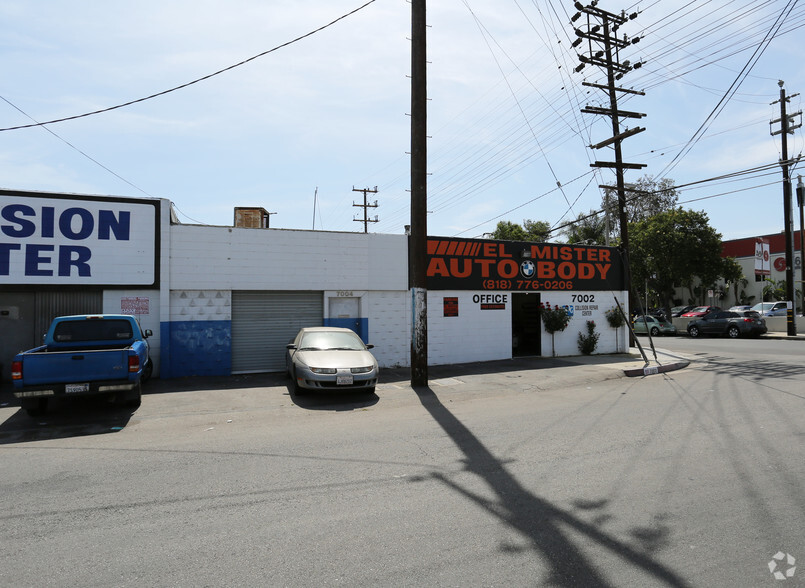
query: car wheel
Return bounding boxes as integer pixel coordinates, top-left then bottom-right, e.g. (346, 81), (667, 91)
(688, 325), (700, 338)
(650, 326), (660, 336)
(291, 367), (305, 395)
(727, 325), (740, 338)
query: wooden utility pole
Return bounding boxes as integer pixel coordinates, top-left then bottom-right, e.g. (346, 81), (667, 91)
(771, 80), (801, 335)
(352, 186), (379, 233)
(798, 176), (805, 296)
(410, 0), (428, 386)
(572, 3), (644, 327)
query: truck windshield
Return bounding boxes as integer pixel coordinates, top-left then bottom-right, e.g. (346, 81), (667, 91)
(53, 320), (134, 342)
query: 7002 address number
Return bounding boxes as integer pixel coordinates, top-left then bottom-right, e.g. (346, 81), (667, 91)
(483, 279), (573, 290)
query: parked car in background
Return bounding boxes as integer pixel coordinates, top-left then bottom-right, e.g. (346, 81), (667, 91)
(728, 305), (752, 312)
(633, 315), (677, 336)
(681, 306), (721, 318)
(687, 310), (767, 338)
(286, 327), (379, 395)
(671, 305), (697, 317)
(750, 301), (788, 316)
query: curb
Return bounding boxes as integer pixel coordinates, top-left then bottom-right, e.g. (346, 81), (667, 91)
(623, 360), (690, 378)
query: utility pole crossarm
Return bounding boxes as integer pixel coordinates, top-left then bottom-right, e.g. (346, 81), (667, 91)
(582, 81), (644, 96)
(581, 106), (645, 118)
(589, 126), (645, 149)
(590, 161), (647, 170)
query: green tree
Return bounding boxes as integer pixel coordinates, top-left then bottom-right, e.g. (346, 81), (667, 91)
(762, 278), (786, 301)
(564, 209), (608, 245)
(630, 208), (741, 317)
(603, 175), (679, 240)
(491, 220), (525, 241)
(491, 219), (551, 242)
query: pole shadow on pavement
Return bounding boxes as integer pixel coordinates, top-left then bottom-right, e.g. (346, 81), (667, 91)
(413, 384), (691, 587)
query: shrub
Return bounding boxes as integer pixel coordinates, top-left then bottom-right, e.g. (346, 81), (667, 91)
(540, 303), (571, 334)
(577, 320), (600, 355)
(605, 307), (625, 329)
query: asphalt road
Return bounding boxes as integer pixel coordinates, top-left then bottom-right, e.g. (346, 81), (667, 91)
(1, 337), (803, 587)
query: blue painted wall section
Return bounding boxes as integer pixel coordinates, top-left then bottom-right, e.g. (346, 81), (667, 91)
(161, 320), (231, 377)
(324, 317), (369, 343)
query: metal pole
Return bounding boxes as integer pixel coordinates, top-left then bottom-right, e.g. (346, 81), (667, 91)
(410, 0), (428, 386)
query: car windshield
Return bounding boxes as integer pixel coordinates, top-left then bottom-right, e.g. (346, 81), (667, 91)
(751, 303), (773, 311)
(690, 307), (708, 313)
(299, 331), (365, 351)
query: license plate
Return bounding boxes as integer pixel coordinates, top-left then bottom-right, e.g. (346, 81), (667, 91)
(65, 383), (89, 394)
(336, 375), (354, 386)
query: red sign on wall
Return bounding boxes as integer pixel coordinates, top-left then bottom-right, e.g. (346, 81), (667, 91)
(443, 297), (459, 317)
(121, 297), (150, 315)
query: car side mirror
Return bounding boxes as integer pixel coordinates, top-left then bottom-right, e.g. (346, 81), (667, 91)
(144, 329), (153, 338)
(286, 343), (297, 350)
(366, 344), (374, 349)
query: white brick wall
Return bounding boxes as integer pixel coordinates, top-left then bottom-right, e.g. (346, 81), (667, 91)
(170, 225), (407, 291)
(367, 291), (410, 368)
(427, 291), (511, 365)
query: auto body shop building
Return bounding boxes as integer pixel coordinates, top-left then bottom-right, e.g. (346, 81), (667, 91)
(0, 189), (629, 381)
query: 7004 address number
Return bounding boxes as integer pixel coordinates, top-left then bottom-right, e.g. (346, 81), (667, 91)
(483, 279), (573, 290)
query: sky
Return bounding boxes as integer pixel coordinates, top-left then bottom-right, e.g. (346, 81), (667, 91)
(1, 0), (804, 242)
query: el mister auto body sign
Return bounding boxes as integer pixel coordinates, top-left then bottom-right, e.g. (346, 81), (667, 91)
(426, 237), (624, 291)
(0, 192), (159, 286)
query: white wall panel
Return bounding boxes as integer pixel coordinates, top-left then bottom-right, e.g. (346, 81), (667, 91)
(539, 291), (629, 356)
(367, 291), (410, 368)
(427, 291), (511, 366)
(170, 225), (407, 291)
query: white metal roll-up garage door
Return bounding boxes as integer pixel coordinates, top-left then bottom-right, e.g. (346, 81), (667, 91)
(231, 291), (323, 373)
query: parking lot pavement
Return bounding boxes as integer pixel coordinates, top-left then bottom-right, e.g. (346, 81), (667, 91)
(0, 348), (689, 414)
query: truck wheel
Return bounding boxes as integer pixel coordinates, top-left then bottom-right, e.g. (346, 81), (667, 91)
(21, 398), (48, 417)
(141, 358), (153, 383)
(123, 382), (142, 408)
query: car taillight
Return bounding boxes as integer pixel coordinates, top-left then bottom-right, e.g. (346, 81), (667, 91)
(11, 360), (22, 380)
(128, 355), (140, 373)
(742, 318), (754, 323)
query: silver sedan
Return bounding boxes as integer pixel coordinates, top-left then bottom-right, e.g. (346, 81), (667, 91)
(286, 327), (379, 395)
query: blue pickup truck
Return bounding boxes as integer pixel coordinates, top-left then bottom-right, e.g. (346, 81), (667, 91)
(11, 314), (152, 416)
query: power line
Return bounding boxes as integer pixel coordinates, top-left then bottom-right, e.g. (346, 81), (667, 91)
(0, 0), (378, 132)
(0, 94), (156, 197)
